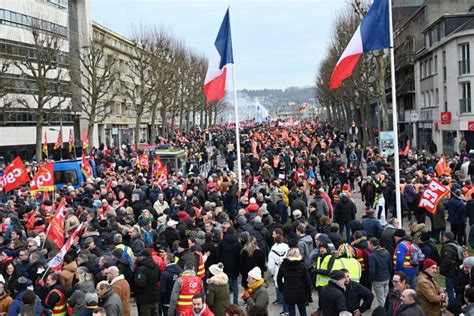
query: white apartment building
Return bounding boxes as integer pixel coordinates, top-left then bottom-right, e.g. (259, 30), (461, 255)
(414, 13), (473, 156)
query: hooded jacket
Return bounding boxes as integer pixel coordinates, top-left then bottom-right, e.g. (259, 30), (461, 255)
(67, 280), (95, 316)
(134, 256), (160, 305)
(369, 246), (393, 282)
(110, 275), (131, 316)
(206, 272), (230, 316)
(216, 233), (241, 279)
(99, 289), (123, 316)
(277, 258), (312, 305)
(334, 195), (356, 223)
(159, 263), (183, 306)
(268, 242), (290, 285)
(297, 234), (314, 268)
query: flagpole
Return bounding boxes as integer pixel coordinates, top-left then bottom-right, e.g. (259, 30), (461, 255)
(232, 64), (242, 190)
(388, 0), (402, 225)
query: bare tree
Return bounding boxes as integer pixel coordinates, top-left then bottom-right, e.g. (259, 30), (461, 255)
(71, 34), (119, 142)
(123, 29), (155, 145)
(14, 23), (69, 160)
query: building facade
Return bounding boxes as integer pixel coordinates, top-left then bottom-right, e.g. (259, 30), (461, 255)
(414, 14), (474, 155)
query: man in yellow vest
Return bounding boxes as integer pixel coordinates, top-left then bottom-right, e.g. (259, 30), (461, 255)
(168, 261), (204, 316)
(331, 243), (362, 283)
(43, 273), (67, 316)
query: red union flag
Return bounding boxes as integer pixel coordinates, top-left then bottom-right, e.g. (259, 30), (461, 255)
(81, 155), (93, 179)
(54, 131), (62, 150)
(30, 163), (54, 193)
(46, 198), (66, 249)
(153, 155), (164, 178)
(418, 179), (450, 214)
(48, 222), (83, 271)
(2, 157), (30, 192)
(82, 131), (89, 150)
(68, 129), (74, 153)
(138, 154), (149, 171)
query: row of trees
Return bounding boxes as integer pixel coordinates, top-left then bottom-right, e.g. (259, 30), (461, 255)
(315, 0), (389, 146)
(1, 21), (224, 160)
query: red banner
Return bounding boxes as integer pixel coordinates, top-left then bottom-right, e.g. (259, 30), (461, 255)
(30, 163), (55, 193)
(138, 154), (150, 171)
(82, 131), (89, 150)
(48, 222), (83, 271)
(1, 157), (30, 192)
(68, 129), (74, 153)
(418, 179), (450, 214)
(46, 198), (66, 249)
(43, 132), (48, 157)
(153, 155), (164, 178)
(441, 112), (451, 124)
(81, 155), (93, 179)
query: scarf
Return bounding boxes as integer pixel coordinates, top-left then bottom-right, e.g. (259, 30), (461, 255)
(247, 278), (264, 294)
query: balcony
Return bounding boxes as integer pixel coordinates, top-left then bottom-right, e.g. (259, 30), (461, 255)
(395, 52), (414, 69)
(459, 60), (471, 76)
(460, 98), (472, 114)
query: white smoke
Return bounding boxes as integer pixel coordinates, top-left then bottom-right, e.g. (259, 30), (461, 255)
(218, 92), (270, 123)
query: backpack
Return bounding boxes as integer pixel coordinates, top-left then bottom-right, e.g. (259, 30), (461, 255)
(403, 241), (425, 266)
(143, 230), (154, 245)
(122, 246), (134, 268)
(447, 243), (465, 264)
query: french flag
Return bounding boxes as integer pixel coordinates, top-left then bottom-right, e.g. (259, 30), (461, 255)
(203, 9), (234, 104)
(329, 0), (390, 90)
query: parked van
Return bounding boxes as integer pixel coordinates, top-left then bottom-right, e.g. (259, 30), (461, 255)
(54, 159), (97, 189)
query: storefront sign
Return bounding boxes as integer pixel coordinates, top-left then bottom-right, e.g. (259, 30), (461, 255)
(469, 122), (474, 131)
(441, 112), (451, 124)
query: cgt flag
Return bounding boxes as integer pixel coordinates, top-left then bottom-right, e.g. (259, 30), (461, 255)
(418, 179), (450, 214)
(46, 198), (66, 249)
(54, 131), (62, 150)
(48, 222), (83, 271)
(82, 131), (89, 150)
(329, 0), (390, 90)
(42, 132), (48, 157)
(203, 9), (234, 104)
(81, 155), (93, 179)
(1, 157), (30, 192)
(68, 129), (74, 153)
(30, 163), (54, 193)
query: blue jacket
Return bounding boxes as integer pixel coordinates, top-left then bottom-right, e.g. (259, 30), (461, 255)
(369, 247), (393, 282)
(9, 290), (44, 316)
(362, 217), (383, 238)
(394, 239), (417, 276)
(447, 196), (466, 224)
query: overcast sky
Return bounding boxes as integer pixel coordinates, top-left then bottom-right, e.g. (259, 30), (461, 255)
(91, 0), (347, 90)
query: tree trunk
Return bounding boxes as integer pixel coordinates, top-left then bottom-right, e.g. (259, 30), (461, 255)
(192, 109), (196, 131)
(160, 108), (166, 137)
(179, 103), (184, 131)
(150, 104), (157, 144)
(87, 120), (94, 150)
(200, 103), (204, 130)
(376, 54), (390, 130)
(36, 118), (43, 162)
(134, 114), (142, 145)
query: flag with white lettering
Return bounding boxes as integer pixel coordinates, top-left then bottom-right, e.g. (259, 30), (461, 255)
(418, 179), (450, 214)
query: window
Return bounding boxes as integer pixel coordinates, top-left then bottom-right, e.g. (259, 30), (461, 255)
(459, 43), (471, 75)
(460, 82), (472, 113)
(435, 88), (439, 106)
(434, 55), (438, 73)
(54, 170), (78, 186)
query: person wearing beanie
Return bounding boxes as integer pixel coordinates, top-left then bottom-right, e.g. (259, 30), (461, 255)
(393, 228), (417, 288)
(319, 270), (348, 316)
(241, 266), (268, 312)
(416, 258), (446, 316)
(456, 256), (474, 304)
(440, 231), (464, 302)
(206, 263), (229, 316)
(417, 231), (440, 265)
(78, 292), (99, 316)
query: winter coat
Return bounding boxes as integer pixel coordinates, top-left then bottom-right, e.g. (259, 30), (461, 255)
(163, 227), (180, 249)
(239, 248), (266, 289)
(8, 290), (44, 316)
(0, 292), (12, 314)
(130, 234), (146, 256)
(99, 289), (123, 316)
(67, 280), (95, 316)
(159, 263), (183, 306)
(432, 202), (446, 230)
(416, 272), (443, 316)
(134, 256), (161, 305)
(344, 280), (374, 313)
(251, 222), (270, 255)
(380, 225), (396, 256)
(291, 198), (307, 218)
(177, 249), (198, 272)
(216, 233), (241, 279)
(369, 246), (393, 282)
(276, 258), (312, 304)
(334, 195), (356, 223)
(245, 282), (269, 311)
(297, 234), (314, 268)
(440, 241), (463, 277)
(267, 243), (290, 286)
(59, 261), (77, 290)
(110, 275), (131, 316)
(362, 217), (383, 238)
(206, 273), (230, 316)
(397, 303), (426, 316)
(319, 280), (347, 316)
(447, 196), (466, 224)
(313, 196), (329, 216)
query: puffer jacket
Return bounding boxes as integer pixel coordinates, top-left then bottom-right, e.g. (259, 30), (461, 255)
(335, 195), (356, 223)
(268, 242), (290, 285)
(206, 273), (230, 316)
(246, 282), (269, 311)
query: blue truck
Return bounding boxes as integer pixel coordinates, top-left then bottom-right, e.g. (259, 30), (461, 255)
(53, 159), (97, 189)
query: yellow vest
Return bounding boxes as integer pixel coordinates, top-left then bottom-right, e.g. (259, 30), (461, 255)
(315, 255), (332, 287)
(331, 257), (361, 283)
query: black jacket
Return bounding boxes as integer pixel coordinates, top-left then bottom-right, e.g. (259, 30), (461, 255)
(177, 249), (198, 272)
(276, 259), (312, 304)
(380, 225), (396, 256)
(334, 195), (356, 223)
(159, 263), (183, 306)
(162, 227), (180, 249)
(239, 248), (266, 289)
(133, 256), (161, 305)
(320, 280), (347, 316)
(440, 241), (462, 277)
(216, 233), (241, 279)
(397, 303), (426, 316)
(344, 280), (374, 313)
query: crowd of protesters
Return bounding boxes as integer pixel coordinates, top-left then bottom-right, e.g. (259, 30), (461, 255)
(1, 119), (474, 316)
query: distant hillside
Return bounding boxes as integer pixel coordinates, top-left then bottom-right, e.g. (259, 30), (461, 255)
(239, 86), (317, 114)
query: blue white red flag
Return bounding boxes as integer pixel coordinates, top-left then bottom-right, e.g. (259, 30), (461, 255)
(329, 0), (390, 90)
(203, 9), (234, 104)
